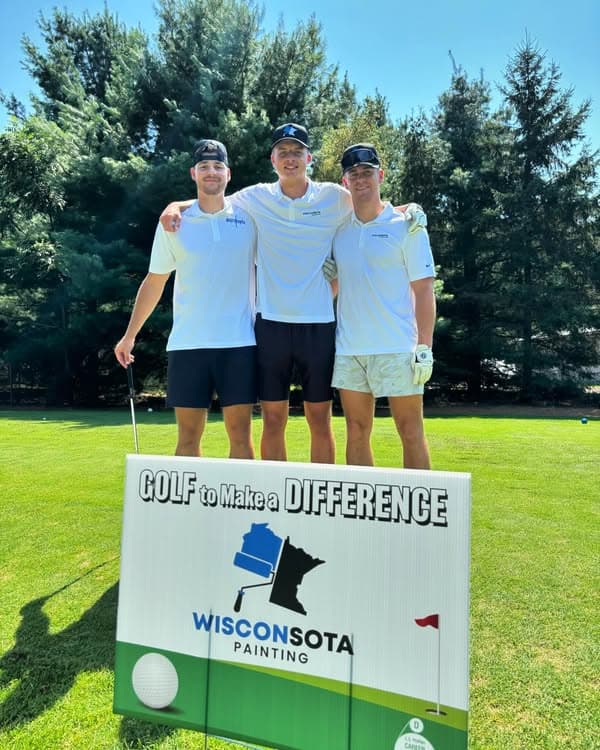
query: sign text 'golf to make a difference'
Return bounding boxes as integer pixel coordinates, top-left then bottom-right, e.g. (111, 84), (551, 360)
(136, 467), (450, 526)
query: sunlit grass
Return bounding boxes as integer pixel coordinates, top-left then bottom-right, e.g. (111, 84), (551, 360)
(0, 409), (596, 749)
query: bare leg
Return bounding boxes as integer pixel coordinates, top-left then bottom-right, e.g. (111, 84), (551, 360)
(174, 407), (207, 456)
(388, 395), (430, 469)
(304, 400), (335, 464)
(222, 404), (255, 459)
(260, 400), (289, 460)
(339, 389), (375, 466)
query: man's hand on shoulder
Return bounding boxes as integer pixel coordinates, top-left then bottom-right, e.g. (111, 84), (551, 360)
(398, 202), (427, 234)
(160, 200), (195, 232)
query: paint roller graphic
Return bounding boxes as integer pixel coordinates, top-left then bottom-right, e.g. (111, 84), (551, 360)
(233, 523), (283, 612)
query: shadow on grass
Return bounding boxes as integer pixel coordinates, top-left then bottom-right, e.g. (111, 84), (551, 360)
(0, 570), (175, 745)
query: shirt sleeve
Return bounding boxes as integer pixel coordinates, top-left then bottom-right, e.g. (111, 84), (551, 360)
(148, 223), (177, 274)
(229, 185), (255, 212)
(336, 183), (353, 219)
(402, 229), (436, 281)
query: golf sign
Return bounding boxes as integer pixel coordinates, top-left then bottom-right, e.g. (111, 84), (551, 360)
(114, 456), (471, 749)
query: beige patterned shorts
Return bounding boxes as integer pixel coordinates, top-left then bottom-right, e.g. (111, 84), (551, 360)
(332, 353), (423, 398)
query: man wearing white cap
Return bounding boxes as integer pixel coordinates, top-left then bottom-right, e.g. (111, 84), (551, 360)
(115, 140), (257, 459)
(332, 143), (436, 469)
(158, 125), (426, 464)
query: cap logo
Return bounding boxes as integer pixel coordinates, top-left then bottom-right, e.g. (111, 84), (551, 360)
(271, 123), (309, 149)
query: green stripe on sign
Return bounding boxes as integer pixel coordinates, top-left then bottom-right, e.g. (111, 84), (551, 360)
(114, 642), (467, 750)
(233, 660), (467, 731)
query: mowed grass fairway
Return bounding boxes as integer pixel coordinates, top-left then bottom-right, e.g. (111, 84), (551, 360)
(0, 409), (597, 750)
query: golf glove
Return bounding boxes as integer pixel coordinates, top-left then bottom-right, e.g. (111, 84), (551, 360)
(322, 256), (338, 282)
(412, 344), (434, 385)
(404, 203), (427, 234)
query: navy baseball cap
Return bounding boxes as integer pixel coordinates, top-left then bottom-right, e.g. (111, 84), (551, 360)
(271, 123), (309, 149)
(192, 139), (229, 166)
(341, 143), (380, 174)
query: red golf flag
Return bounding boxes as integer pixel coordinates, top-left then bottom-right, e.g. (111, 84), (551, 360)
(415, 614), (439, 629)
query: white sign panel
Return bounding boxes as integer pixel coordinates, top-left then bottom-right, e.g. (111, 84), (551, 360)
(114, 455), (470, 750)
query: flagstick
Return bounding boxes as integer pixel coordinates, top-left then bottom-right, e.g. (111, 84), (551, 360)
(417, 614), (446, 715)
(436, 615), (441, 715)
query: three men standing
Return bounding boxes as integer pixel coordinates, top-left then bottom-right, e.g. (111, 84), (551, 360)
(117, 126), (436, 468)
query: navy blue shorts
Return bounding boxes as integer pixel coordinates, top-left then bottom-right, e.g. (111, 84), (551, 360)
(254, 315), (335, 403)
(166, 347), (257, 408)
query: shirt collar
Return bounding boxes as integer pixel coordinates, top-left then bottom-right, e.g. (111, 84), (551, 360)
(183, 198), (233, 219)
(273, 178), (315, 203)
(350, 201), (394, 227)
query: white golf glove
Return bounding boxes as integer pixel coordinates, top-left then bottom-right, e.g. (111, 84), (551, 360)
(322, 256), (338, 282)
(412, 344), (434, 385)
(404, 203), (427, 234)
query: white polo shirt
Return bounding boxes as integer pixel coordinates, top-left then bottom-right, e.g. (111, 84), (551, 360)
(149, 200), (257, 350)
(231, 180), (352, 323)
(333, 202), (436, 355)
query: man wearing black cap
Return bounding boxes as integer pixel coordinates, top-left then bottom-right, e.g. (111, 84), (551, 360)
(331, 143), (436, 469)
(158, 125), (425, 465)
(114, 140), (257, 459)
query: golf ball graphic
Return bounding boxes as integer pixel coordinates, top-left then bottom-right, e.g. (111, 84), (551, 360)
(132, 652), (179, 709)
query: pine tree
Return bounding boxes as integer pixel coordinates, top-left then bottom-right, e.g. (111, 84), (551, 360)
(431, 67), (511, 397)
(496, 39), (599, 401)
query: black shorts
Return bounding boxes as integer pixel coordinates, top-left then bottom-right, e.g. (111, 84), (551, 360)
(166, 347), (257, 408)
(254, 315), (335, 403)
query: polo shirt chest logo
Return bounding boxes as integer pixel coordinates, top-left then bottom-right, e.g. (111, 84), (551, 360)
(301, 210), (322, 217)
(225, 216), (247, 226)
(371, 233), (390, 238)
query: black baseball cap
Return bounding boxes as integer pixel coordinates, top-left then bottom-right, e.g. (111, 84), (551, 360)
(341, 143), (380, 174)
(271, 123), (309, 150)
(192, 139), (229, 166)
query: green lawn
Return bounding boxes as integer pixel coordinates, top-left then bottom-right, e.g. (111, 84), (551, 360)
(0, 409), (597, 749)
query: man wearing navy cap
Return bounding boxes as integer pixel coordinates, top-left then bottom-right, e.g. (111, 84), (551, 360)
(114, 139), (257, 459)
(158, 126), (426, 464)
(332, 143), (436, 469)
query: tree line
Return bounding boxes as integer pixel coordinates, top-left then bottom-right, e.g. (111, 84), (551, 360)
(0, 0), (598, 406)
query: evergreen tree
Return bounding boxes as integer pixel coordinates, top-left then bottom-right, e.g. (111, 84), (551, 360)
(147, 0), (262, 155)
(431, 67), (511, 397)
(252, 16), (326, 126)
(23, 7), (150, 147)
(496, 39), (599, 401)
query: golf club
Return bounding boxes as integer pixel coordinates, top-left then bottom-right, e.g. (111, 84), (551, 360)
(127, 364), (140, 454)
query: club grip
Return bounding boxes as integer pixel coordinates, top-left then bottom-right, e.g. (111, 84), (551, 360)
(127, 364), (135, 396)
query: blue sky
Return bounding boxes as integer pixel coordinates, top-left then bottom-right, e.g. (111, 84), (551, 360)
(1, 0), (598, 150)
